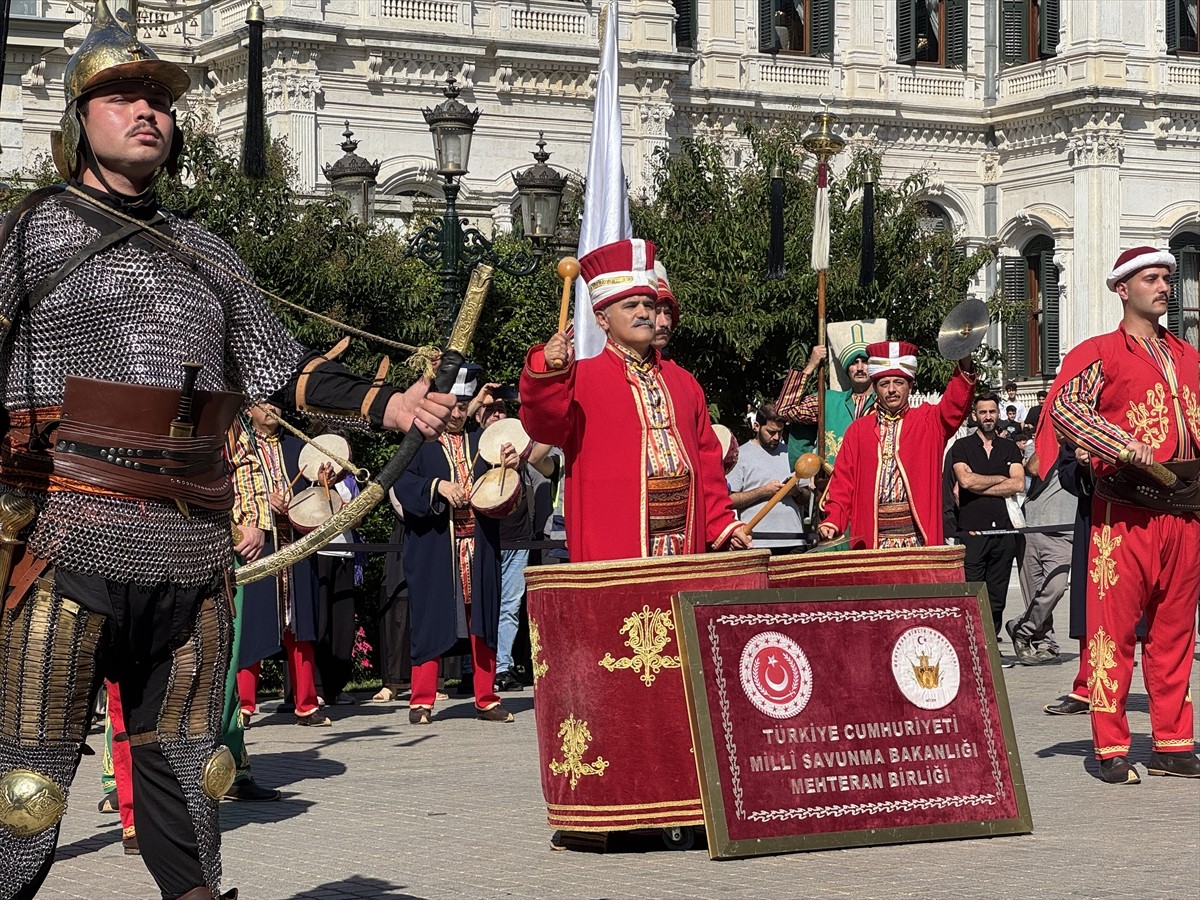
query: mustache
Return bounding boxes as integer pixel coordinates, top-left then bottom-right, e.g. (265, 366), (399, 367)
(632, 318), (653, 328)
(128, 123), (164, 139)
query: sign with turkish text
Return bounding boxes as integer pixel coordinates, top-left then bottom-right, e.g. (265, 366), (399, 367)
(674, 584), (1032, 859)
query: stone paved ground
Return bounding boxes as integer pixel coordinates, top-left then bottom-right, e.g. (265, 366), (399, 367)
(38, 582), (1200, 900)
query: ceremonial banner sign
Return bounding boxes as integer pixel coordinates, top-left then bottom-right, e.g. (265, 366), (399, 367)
(674, 583), (1032, 859)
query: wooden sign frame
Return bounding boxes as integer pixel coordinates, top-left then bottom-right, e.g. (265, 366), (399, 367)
(673, 583), (1033, 860)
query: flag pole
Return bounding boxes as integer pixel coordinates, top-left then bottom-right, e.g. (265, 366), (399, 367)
(801, 106), (845, 465)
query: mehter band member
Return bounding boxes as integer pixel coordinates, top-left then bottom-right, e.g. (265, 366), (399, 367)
(819, 340), (976, 549)
(0, 5), (452, 897)
(519, 238), (749, 562)
(1038, 246), (1200, 785)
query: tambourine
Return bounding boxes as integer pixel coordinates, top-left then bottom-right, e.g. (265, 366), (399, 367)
(469, 466), (522, 518)
(298, 433), (351, 483)
(477, 418), (531, 466)
(287, 485), (345, 534)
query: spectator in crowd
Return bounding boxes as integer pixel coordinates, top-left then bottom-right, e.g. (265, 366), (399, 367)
(1008, 442), (1076, 664)
(1003, 382), (1028, 422)
(999, 405), (1023, 440)
(728, 404), (810, 553)
(951, 393), (1025, 641)
(1024, 389), (1048, 433)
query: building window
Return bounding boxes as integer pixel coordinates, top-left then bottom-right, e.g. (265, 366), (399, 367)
(674, 0), (696, 50)
(1167, 0), (1200, 54)
(12, 0), (38, 15)
(1001, 0), (1060, 66)
(897, 0), (967, 68)
(1002, 235), (1059, 378)
(1169, 231), (1200, 346)
(759, 0), (834, 58)
(918, 201), (952, 235)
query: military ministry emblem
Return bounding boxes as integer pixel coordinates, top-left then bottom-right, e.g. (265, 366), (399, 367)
(739, 631), (813, 719)
(891, 627), (961, 710)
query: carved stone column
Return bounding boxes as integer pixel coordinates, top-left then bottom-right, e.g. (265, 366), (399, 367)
(264, 44), (323, 192)
(1068, 117), (1124, 345)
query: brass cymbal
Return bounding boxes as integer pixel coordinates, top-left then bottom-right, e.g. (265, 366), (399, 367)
(937, 298), (991, 360)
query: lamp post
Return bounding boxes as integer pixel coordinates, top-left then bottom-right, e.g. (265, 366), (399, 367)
(322, 122), (381, 223)
(407, 75), (566, 325)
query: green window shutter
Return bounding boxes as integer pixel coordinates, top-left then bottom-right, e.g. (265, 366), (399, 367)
(674, 0), (697, 49)
(1002, 256), (1029, 376)
(759, 0), (781, 53)
(1038, 0), (1060, 58)
(1000, 0), (1027, 67)
(945, 0), (968, 69)
(1167, 0), (1182, 54)
(897, 0), (917, 64)
(1168, 247), (1183, 336)
(811, 0), (835, 58)
(1039, 249), (1061, 373)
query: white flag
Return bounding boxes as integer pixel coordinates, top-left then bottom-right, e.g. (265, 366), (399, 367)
(810, 159), (830, 271)
(573, 0), (632, 361)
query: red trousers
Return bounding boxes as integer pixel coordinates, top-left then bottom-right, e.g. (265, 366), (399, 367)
(411, 632), (500, 710)
(106, 680), (136, 836)
(237, 630), (320, 716)
(1086, 499), (1200, 759)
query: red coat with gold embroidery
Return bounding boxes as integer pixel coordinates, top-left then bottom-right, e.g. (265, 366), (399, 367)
(1037, 325), (1200, 481)
(519, 342), (740, 562)
(822, 366), (976, 549)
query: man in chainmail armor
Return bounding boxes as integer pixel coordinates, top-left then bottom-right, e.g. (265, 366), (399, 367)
(0, 4), (453, 898)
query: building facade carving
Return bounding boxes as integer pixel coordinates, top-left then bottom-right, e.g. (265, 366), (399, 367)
(4, 0), (1197, 371)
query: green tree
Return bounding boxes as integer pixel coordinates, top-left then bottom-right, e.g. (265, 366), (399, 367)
(631, 121), (998, 425)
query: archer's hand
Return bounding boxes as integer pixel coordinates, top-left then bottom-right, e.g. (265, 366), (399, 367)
(234, 525), (266, 562)
(544, 332), (574, 371)
(817, 522), (840, 542)
(384, 376), (456, 439)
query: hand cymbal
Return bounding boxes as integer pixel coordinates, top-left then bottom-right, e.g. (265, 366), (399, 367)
(937, 298), (991, 360)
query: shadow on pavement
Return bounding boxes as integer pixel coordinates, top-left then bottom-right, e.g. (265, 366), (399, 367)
(55, 830), (121, 862)
(291, 875), (424, 899)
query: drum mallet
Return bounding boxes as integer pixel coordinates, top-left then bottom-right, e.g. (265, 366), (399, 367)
(549, 256), (581, 368)
(745, 453), (822, 534)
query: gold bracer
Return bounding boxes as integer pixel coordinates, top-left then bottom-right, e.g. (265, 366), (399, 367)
(0, 769), (67, 837)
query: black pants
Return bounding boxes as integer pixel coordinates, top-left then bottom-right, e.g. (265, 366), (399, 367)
(963, 534), (1018, 638)
(1, 567), (227, 900)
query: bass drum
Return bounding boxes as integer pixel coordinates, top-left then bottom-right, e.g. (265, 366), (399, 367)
(287, 485), (344, 534)
(469, 466), (522, 518)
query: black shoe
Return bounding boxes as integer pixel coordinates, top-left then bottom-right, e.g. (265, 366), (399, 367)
(494, 671), (524, 693)
(1043, 696), (1090, 716)
(1098, 756), (1141, 784)
(476, 704), (514, 723)
(123, 833), (140, 855)
(295, 713), (332, 727)
(1146, 750), (1200, 778)
(409, 706), (433, 725)
(98, 792), (118, 814)
(222, 778), (281, 802)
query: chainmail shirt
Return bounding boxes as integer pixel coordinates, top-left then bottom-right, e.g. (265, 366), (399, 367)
(0, 192), (304, 585)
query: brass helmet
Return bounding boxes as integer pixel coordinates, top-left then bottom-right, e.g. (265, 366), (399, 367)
(50, 0), (191, 180)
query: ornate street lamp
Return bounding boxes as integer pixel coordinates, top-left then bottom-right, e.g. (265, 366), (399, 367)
(513, 133), (568, 247)
(322, 122), (380, 224)
(408, 75), (566, 327)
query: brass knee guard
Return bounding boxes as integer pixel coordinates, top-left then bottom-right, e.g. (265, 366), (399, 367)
(0, 768), (67, 837)
(199, 746), (236, 800)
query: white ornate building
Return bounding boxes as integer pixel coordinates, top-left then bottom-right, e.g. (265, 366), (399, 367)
(5, 0), (1199, 382)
